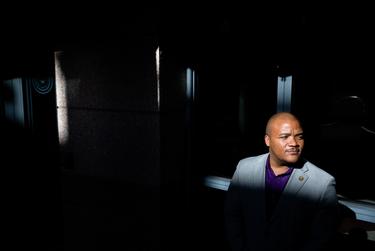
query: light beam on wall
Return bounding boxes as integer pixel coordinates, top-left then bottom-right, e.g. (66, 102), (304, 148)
(54, 51), (69, 146)
(156, 46), (160, 111)
(186, 68), (195, 101)
(277, 75), (292, 112)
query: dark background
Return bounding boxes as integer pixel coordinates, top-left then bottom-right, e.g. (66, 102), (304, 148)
(1, 2), (374, 250)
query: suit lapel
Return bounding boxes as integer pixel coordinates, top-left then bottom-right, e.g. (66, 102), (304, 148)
(283, 166), (309, 196)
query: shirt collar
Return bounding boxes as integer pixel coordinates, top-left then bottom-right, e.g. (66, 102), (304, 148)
(266, 154), (293, 177)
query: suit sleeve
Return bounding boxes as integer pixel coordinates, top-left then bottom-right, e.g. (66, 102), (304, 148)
(224, 164), (245, 251)
(303, 177), (339, 251)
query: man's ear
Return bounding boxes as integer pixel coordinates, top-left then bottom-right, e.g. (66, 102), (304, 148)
(264, 134), (270, 147)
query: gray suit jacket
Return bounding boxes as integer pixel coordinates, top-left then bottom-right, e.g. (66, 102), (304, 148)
(225, 153), (338, 251)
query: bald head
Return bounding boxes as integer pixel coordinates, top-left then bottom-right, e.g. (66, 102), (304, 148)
(265, 112), (302, 136)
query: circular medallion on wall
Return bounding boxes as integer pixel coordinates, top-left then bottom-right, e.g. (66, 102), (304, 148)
(32, 78), (54, 95)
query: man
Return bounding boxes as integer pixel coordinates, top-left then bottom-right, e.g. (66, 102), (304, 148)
(225, 112), (338, 251)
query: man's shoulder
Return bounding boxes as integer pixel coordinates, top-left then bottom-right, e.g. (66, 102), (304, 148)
(237, 153), (268, 167)
(230, 153), (268, 182)
(304, 160), (335, 180)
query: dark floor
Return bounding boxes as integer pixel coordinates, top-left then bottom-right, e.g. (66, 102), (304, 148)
(61, 173), (161, 251)
(31, 173), (375, 251)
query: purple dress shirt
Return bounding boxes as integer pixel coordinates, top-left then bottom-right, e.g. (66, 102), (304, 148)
(265, 155), (293, 219)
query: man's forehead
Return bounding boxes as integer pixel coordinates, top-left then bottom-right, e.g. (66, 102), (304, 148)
(278, 123), (303, 132)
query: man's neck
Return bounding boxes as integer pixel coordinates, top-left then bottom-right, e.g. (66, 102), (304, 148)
(270, 165), (289, 176)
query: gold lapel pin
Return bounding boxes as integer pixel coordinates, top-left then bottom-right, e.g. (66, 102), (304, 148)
(298, 176), (304, 181)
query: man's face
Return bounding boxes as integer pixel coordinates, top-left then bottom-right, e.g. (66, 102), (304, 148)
(265, 118), (304, 166)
